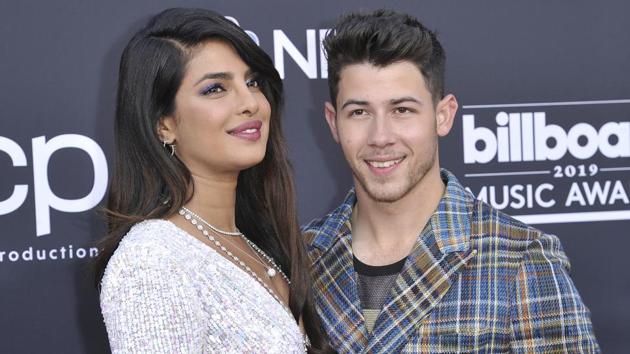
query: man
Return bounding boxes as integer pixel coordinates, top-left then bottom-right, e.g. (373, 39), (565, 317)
(303, 9), (599, 353)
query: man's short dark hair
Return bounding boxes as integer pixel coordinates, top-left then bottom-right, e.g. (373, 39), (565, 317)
(324, 9), (446, 107)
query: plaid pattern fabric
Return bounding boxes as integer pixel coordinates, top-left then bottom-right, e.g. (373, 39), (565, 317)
(303, 169), (599, 353)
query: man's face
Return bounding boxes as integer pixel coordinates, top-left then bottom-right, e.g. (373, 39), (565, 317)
(324, 61), (456, 203)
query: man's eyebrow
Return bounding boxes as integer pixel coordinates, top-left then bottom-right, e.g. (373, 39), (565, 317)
(390, 96), (422, 105)
(341, 99), (369, 110)
(194, 72), (233, 86)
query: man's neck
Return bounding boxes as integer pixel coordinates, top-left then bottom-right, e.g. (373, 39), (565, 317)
(351, 168), (445, 266)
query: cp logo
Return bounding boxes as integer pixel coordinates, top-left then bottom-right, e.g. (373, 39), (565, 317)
(0, 134), (108, 236)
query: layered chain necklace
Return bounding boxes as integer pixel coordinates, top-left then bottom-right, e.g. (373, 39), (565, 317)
(179, 206), (309, 351)
(179, 207), (290, 303)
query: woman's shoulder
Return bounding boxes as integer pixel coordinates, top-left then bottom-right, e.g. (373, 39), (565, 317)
(112, 220), (179, 257)
(101, 220), (189, 281)
(122, 218), (180, 245)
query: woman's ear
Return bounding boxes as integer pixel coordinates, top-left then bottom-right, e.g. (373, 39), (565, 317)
(157, 115), (177, 143)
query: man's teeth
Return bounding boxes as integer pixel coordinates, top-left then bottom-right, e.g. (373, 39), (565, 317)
(368, 158), (403, 168)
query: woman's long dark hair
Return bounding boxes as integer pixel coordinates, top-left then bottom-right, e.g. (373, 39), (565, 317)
(95, 8), (331, 353)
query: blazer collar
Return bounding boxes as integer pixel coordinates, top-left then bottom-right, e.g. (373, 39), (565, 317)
(428, 169), (472, 254)
(312, 231), (369, 353)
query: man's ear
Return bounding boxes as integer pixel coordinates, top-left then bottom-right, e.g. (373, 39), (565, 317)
(157, 115), (177, 143)
(324, 101), (340, 143)
(435, 94), (458, 137)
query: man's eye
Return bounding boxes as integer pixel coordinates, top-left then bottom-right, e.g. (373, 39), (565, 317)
(350, 109), (366, 116)
(395, 107), (411, 114)
(200, 84), (225, 96)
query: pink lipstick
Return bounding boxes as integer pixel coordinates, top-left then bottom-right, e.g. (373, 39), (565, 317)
(227, 120), (263, 141)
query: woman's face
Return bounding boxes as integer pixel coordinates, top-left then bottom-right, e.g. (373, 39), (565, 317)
(159, 40), (271, 178)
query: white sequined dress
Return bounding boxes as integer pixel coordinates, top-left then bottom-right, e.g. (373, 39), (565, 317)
(100, 219), (305, 353)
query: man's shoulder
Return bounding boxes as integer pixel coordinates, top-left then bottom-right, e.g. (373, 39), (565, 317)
(301, 214), (329, 235)
(301, 207), (347, 248)
(301, 189), (356, 248)
(440, 168), (547, 245)
(301, 215), (328, 248)
(441, 169), (538, 230)
(471, 196), (541, 234)
(468, 196), (570, 266)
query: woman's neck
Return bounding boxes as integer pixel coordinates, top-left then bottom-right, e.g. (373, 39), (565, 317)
(183, 172), (238, 232)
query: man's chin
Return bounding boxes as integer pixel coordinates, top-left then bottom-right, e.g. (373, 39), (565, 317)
(352, 170), (408, 201)
(361, 183), (409, 203)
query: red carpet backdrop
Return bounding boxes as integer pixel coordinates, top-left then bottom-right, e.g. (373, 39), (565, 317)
(0, 0), (628, 352)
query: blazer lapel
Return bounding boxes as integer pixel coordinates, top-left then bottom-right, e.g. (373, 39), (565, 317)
(312, 232), (369, 353)
(365, 227), (476, 353)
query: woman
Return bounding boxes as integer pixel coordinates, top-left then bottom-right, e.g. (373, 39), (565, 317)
(95, 8), (331, 353)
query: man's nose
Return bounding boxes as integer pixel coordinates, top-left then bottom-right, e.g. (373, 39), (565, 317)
(367, 116), (396, 147)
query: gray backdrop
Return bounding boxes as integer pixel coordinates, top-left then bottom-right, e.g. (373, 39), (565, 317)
(1, 1), (628, 352)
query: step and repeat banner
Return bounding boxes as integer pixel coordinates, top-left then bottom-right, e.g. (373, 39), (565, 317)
(1, 1), (628, 352)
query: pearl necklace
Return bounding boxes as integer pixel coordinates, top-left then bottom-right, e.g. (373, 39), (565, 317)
(181, 206), (243, 236)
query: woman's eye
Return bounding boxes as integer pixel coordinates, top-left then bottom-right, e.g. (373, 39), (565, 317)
(246, 78), (260, 88)
(200, 84), (225, 96)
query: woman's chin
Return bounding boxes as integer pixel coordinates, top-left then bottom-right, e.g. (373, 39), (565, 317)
(234, 154), (267, 172)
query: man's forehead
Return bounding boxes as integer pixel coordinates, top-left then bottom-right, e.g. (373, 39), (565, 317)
(338, 61), (423, 79)
(336, 62), (428, 106)
(338, 62), (426, 89)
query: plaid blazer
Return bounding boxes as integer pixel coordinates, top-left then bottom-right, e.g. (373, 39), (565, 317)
(303, 169), (599, 353)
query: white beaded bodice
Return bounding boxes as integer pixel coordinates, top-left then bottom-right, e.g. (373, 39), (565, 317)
(100, 220), (305, 353)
